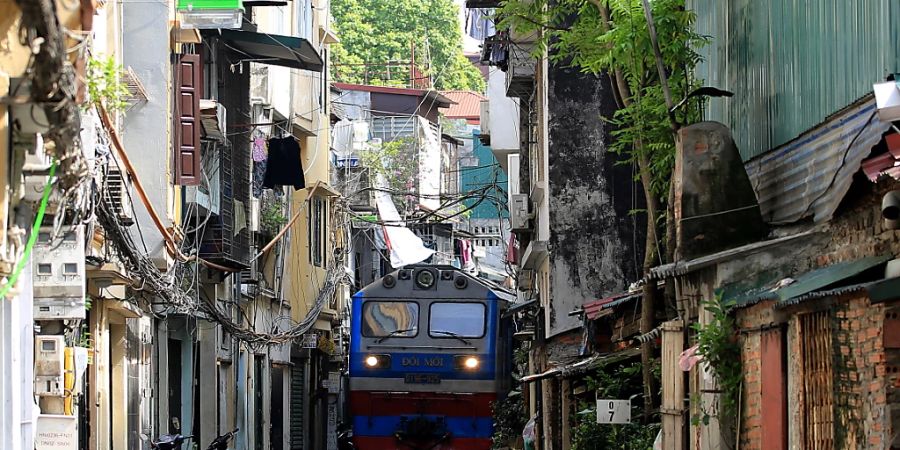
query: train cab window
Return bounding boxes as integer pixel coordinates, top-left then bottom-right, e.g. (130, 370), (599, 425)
(362, 301), (419, 337)
(429, 302), (486, 338)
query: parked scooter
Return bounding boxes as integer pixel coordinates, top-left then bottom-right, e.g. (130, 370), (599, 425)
(150, 428), (239, 450)
(337, 423), (356, 450)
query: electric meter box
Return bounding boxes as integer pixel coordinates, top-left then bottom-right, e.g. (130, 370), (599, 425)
(34, 335), (65, 397)
(32, 226), (86, 320)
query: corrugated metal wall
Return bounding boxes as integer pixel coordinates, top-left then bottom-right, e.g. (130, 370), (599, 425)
(689, 0), (900, 161)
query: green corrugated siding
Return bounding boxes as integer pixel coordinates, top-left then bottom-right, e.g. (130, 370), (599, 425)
(688, 0), (899, 160)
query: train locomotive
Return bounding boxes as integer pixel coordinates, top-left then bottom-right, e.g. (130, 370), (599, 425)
(348, 265), (513, 450)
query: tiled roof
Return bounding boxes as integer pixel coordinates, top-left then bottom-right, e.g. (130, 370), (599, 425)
(440, 90), (486, 121)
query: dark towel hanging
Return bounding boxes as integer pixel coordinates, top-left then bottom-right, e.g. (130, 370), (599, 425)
(263, 136), (306, 190)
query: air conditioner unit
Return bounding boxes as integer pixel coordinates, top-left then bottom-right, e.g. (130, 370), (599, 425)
(105, 166), (134, 226)
(517, 269), (534, 291)
(240, 257), (259, 285)
(510, 193), (531, 231)
(34, 336), (65, 397)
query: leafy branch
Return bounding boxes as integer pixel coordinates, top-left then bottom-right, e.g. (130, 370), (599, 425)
(691, 293), (742, 428)
(84, 55), (130, 112)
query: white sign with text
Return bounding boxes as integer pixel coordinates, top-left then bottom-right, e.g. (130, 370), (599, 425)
(596, 399), (631, 424)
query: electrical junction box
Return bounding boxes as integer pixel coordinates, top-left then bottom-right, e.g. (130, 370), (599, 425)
(32, 226), (86, 321)
(510, 193), (531, 231)
(34, 335), (65, 397)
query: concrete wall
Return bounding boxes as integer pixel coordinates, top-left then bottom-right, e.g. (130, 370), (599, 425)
(121, 0), (173, 266)
(0, 262), (34, 450)
(545, 64), (645, 336)
(487, 68), (520, 153)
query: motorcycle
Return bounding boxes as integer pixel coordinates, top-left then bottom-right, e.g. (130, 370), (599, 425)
(150, 428), (239, 450)
(337, 422), (356, 450)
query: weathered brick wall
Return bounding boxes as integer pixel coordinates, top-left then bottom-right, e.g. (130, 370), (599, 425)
(818, 179), (900, 266)
(833, 295), (888, 449)
(735, 293), (890, 449)
(735, 300), (776, 450)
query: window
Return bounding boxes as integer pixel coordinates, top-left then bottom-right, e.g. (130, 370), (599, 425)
(37, 263), (52, 275)
(309, 196), (326, 267)
(429, 302), (486, 338)
(798, 311), (833, 447)
(362, 301), (419, 337)
(63, 263), (78, 275)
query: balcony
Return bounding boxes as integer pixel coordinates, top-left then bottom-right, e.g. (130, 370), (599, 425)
(189, 139), (252, 271)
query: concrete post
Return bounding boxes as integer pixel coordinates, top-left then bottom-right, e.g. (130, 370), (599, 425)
(199, 320), (219, 446)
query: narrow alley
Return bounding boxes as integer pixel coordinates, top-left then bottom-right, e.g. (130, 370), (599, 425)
(1, 1), (900, 450)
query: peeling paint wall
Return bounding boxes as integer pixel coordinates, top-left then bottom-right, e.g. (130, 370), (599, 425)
(546, 65), (645, 336)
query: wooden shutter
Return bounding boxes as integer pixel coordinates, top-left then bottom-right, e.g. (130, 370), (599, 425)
(761, 328), (787, 450)
(290, 364), (305, 450)
(174, 54), (201, 186)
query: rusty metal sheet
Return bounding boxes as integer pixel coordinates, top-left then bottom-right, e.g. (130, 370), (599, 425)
(884, 318), (900, 349)
(761, 328), (787, 450)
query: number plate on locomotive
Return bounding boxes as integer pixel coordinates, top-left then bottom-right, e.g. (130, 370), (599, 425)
(404, 373), (441, 384)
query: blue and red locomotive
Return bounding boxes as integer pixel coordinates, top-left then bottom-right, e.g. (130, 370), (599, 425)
(348, 265), (513, 450)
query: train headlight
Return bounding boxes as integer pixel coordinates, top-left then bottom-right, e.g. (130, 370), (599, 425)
(455, 355), (480, 370)
(363, 354), (391, 369)
(415, 269), (435, 289)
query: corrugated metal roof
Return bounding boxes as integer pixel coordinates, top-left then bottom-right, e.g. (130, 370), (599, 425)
(775, 282), (870, 308)
(519, 348), (642, 382)
(726, 255), (891, 309)
(688, 0), (900, 161)
(440, 90), (486, 121)
(649, 231), (814, 280)
(744, 98), (891, 224)
(582, 293), (641, 320)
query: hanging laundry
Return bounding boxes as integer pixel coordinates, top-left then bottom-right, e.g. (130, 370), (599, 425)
(263, 136), (305, 190)
(465, 8), (496, 41)
(506, 233), (518, 264)
(252, 160), (267, 198)
(252, 136), (267, 162)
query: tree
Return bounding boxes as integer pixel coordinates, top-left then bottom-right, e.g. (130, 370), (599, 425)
(331, 0), (485, 91)
(498, 0), (707, 419)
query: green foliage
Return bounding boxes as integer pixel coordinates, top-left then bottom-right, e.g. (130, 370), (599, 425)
(570, 362), (659, 450)
(491, 392), (527, 449)
(260, 196), (287, 234)
(497, 0), (707, 199)
(330, 0), (485, 91)
(691, 293), (742, 427)
(359, 137), (418, 193)
(85, 55), (130, 111)
(77, 324), (92, 348)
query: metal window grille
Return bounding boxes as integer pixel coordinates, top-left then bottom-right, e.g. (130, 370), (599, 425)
(799, 311), (834, 449)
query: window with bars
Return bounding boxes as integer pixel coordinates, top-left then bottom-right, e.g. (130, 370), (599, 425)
(798, 311), (834, 449)
(309, 196), (326, 267)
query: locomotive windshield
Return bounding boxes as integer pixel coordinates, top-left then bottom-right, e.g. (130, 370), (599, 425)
(361, 301), (419, 337)
(429, 302), (486, 338)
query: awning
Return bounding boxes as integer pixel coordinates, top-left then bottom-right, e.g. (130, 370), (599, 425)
(519, 348), (642, 383)
(724, 254), (892, 309)
(582, 292), (641, 320)
(502, 298), (538, 317)
(218, 29), (323, 71)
